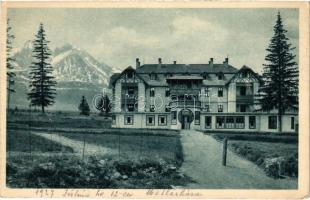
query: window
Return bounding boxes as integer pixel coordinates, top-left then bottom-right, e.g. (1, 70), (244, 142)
(146, 115), (155, 126)
(205, 116), (212, 129)
(205, 87), (210, 97)
(150, 105), (155, 112)
(127, 87), (135, 97)
(171, 111), (177, 125)
(204, 104), (210, 112)
(241, 71), (247, 78)
(112, 115), (116, 125)
(150, 73), (157, 80)
(291, 117), (295, 130)
(127, 103), (135, 112)
(218, 105), (223, 112)
(216, 116), (225, 129)
(218, 73), (224, 80)
(225, 116), (235, 129)
(249, 116), (256, 129)
(150, 88), (155, 97)
(240, 104), (247, 112)
(195, 111), (200, 125)
(127, 72), (133, 79)
(268, 116), (277, 129)
(124, 115), (133, 125)
(158, 115), (167, 126)
(218, 87), (223, 97)
(235, 116), (245, 129)
(165, 105), (170, 112)
(240, 86), (247, 96)
(165, 88), (170, 97)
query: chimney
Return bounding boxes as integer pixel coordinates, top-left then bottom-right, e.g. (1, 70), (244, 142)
(136, 58), (140, 68)
(209, 58), (214, 67)
(173, 61), (177, 65)
(158, 58), (162, 68)
(223, 58), (229, 66)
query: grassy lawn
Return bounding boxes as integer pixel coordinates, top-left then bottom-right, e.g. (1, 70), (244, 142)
(7, 130), (73, 153)
(211, 133), (298, 178)
(6, 110), (187, 188)
(59, 132), (182, 163)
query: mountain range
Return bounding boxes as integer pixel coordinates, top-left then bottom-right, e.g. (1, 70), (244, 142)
(10, 41), (119, 111)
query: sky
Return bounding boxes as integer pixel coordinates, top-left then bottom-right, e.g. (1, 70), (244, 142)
(8, 8), (298, 73)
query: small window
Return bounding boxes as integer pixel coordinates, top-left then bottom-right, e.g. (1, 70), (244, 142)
(146, 115), (155, 126)
(165, 88), (170, 97)
(216, 116), (225, 129)
(165, 105), (170, 112)
(150, 88), (155, 97)
(124, 115), (133, 125)
(240, 86), (247, 96)
(171, 111), (177, 125)
(240, 104), (247, 112)
(205, 87), (210, 97)
(218, 73), (224, 80)
(249, 116), (256, 129)
(112, 115), (116, 125)
(218, 105), (223, 112)
(218, 87), (223, 97)
(235, 116), (245, 129)
(150, 73), (157, 80)
(204, 104), (210, 112)
(241, 71), (247, 78)
(194, 111), (200, 125)
(291, 117), (295, 130)
(268, 116), (277, 129)
(158, 115), (167, 126)
(150, 105), (155, 112)
(127, 72), (133, 79)
(225, 116), (235, 129)
(205, 116), (212, 129)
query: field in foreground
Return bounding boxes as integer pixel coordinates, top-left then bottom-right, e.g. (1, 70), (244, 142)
(211, 133), (298, 179)
(7, 110), (189, 188)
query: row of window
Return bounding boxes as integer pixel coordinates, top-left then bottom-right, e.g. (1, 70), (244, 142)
(150, 73), (225, 80)
(149, 87), (225, 98)
(205, 116), (248, 129)
(113, 115), (295, 130)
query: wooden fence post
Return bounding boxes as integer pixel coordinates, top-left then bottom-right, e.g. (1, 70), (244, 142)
(82, 135), (86, 160)
(222, 138), (228, 166)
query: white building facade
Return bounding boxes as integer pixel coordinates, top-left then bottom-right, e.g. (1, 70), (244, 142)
(109, 58), (298, 133)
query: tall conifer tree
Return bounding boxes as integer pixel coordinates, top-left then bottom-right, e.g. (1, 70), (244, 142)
(259, 12), (298, 132)
(28, 23), (56, 113)
(7, 18), (15, 110)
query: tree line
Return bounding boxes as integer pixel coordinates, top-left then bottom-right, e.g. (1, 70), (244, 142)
(6, 12), (298, 131)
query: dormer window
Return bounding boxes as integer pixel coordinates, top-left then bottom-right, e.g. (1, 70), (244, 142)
(217, 73), (224, 80)
(150, 73), (157, 80)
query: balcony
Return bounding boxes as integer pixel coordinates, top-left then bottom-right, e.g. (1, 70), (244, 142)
(169, 100), (201, 108)
(170, 88), (201, 96)
(236, 95), (254, 103)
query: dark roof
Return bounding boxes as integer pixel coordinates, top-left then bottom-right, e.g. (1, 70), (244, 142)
(136, 63), (238, 74)
(109, 73), (120, 87)
(167, 75), (203, 80)
(226, 65), (262, 85)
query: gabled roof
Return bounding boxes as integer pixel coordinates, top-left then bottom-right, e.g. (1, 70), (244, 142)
(226, 65), (262, 85)
(109, 66), (148, 87)
(136, 63), (238, 74)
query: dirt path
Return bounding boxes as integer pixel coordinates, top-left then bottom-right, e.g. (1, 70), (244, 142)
(32, 132), (117, 156)
(179, 130), (298, 189)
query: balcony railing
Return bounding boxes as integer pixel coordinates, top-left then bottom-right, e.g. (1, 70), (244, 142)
(170, 88), (201, 96)
(169, 100), (201, 108)
(236, 95), (254, 103)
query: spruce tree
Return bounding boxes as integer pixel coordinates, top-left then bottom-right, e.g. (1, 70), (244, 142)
(79, 96), (90, 116)
(7, 19), (15, 110)
(96, 94), (111, 116)
(259, 12), (298, 132)
(28, 23), (57, 113)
